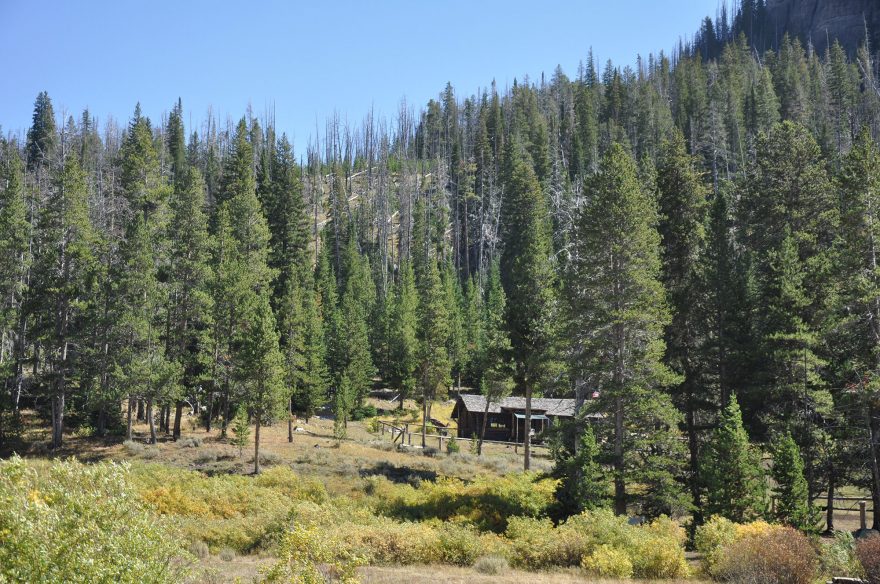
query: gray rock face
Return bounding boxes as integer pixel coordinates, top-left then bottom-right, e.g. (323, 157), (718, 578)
(765, 0), (879, 54)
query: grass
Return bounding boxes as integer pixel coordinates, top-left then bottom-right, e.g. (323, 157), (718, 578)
(358, 566), (706, 583)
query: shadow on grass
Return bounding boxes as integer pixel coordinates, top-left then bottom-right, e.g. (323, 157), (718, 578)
(359, 460), (437, 484)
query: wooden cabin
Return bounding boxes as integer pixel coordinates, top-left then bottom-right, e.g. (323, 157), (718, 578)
(451, 394), (595, 443)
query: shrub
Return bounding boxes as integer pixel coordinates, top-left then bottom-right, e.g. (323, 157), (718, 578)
(473, 554), (509, 575)
(437, 523), (483, 566)
(351, 404), (377, 421)
(188, 540), (210, 560)
(218, 547), (236, 562)
(193, 449), (220, 465)
(715, 525), (817, 584)
(446, 436), (460, 454)
(694, 516), (738, 577)
(0, 456), (190, 584)
(123, 439), (145, 456)
(180, 436), (202, 448)
(249, 451), (281, 467)
(262, 522), (366, 583)
(581, 544), (633, 579)
(821, 531), (864, 580)
(856, 534), (880, 584)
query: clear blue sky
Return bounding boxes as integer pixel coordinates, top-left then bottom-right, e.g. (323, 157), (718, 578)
(1, 0), (720, 149)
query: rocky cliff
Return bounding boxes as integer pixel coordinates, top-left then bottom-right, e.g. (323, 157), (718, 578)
(765, 0), (879, 54)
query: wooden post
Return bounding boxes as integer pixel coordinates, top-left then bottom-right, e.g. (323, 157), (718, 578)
(860, 500), (868, 531)
(438, 436), (442, 449)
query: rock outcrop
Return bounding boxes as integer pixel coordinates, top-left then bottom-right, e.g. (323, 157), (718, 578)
(765, 0), (879, 54)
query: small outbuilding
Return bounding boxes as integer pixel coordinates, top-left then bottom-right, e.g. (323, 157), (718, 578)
(451, 394), (597, 443)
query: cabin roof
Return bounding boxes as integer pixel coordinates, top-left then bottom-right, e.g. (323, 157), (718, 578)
(453, 394), (582, 418)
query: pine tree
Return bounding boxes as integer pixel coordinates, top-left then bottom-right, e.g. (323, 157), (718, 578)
(568, 144), (688, 517)
(834, 128), (880, 530)
(771, 432), (816, 530)
(417, 258), (450, 447)
(0, 147), (30, 417)
(236, 291), (286, 474)
(701, 395), (767, 522)
(297, 288), (329, 423)
(477, 262), (513, 455)
(231, 408), (250, 458)
(114, 215), (179, 444)
(26, 91), (57, 171)
(166, 168), (213, 439)
(656, 129), (709, 520)
(551, 425), (609, 517)
(389, 260), (419, 409)
(443, 262), (466, 391)
(499, 138), (557, 471)
(31, 153), (99, 448)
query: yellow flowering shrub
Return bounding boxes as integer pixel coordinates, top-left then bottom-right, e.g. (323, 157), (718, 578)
(581, 544), (634, 579)
(0, 456), (189, 584)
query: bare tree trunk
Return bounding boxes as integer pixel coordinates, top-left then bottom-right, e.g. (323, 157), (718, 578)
(51, 390), (64, 449)
(825, 467), (835, 533)
(173, 401), (184, 440)
(206, 390), (214, 432)
(421, 399), (428, 448)
(254, 417), (261, 475)
(288, 396), (294, 443)
(523, 384), (532, 471)
(147, 398), (156, 444)
(126, 396), (133, 441)
(478, 398), (491, 456)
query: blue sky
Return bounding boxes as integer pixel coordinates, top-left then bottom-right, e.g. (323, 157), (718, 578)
(1, 0), (721, 149)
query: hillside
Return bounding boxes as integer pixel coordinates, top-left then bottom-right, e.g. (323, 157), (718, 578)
(766, 0), (879, 54)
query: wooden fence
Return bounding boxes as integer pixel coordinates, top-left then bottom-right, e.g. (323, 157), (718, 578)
(377, 420), (548, 453)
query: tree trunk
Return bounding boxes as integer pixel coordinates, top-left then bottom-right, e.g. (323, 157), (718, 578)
(421, 399), (428, 448)
(220, 388), (230, 438)
(478, 398), (491, 456)
(288, 396), (294, 443)
(137, 399), (145, 421)
(173, 401), (184, 440)
(614, 395), (626, 516)
(254, 417), (261, 475)
(96, 406), (106, 437)
(523, 384), (532, 471)
(686, 400), (703, 525)
(147, 398), (156, 444)
(126, 396), (133, 441)
(51, 391), (64, 449)
(164, 405), (171, 435)
(206, 390), (213, 432)
(870, 406), (880, 530)
(825, 467), (835, 533)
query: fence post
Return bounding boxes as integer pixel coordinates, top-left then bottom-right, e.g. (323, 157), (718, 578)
(860, 500), (867, 531)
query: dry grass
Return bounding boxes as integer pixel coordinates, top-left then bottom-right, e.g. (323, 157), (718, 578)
(359, 565), (706, 583)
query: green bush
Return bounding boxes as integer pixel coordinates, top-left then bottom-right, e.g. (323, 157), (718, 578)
(0, 456), (189, 583)
(446, 436), (460, 454)
(821, 531), (864, 580)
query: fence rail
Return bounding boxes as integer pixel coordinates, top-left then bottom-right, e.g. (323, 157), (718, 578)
(376, 420), (548, 452)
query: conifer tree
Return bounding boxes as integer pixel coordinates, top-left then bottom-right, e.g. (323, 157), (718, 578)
(656, 129), (709, 519)
(389, 260), (418, 409)
(166, 168), (213, 439)
(297, 288), (329, 424)
(834, 128), (880, 529)
(771, 432), (816, 530)
(236, 292), (286, 474)
(701, 395), (767, 521)
(499, 138), (557, 470)
(477, 262), (513, 455)
(26, 91), (57, 171)
(31, 153), (99, 448)
(0, 147), (30, 416)
(568, 144), (688, 517)
(551, 425), (609, 517)
(417, 258), (450, 447)
(443, 262), (466, 391)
